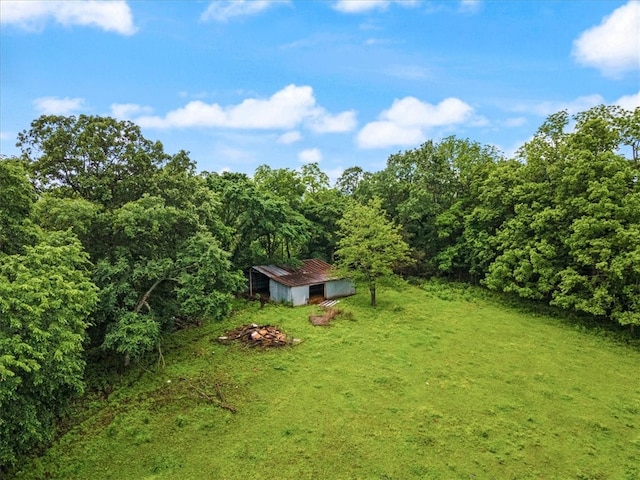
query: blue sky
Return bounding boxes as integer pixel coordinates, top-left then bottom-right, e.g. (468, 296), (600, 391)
(1, 0), (639, 182)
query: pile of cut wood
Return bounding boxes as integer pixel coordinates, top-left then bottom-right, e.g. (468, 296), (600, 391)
(218, 324), (300, 347)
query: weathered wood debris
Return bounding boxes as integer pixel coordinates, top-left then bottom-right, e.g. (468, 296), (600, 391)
(309, 307), (341, 326)
(218, 324), (301, 347)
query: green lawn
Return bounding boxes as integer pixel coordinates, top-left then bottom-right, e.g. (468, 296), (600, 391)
(14, 282), (640, 480)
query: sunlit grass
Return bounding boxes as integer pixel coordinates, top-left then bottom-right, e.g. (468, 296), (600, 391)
(14, 281), (640, 480)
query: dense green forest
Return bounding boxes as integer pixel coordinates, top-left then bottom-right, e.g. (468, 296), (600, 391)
(1, 105), (638, 470)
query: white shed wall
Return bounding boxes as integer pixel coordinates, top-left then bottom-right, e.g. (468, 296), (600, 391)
(268, 278), (354, 306)
(269, 280), (291, 304)
(326, 279), (356, 299)
(290, 285), (310, 306)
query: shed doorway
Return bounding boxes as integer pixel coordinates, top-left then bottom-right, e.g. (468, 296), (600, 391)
(248, 269), (270, 298)
(309, 283), (325, 303)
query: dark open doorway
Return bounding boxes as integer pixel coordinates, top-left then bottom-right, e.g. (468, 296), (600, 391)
(248, 269), (270, 298)
(309, 283), (325, 298)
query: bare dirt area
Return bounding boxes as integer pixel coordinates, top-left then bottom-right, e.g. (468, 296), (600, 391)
(309, 307), (342, 326)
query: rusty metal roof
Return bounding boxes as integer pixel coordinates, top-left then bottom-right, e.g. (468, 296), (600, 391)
(252, 258), (339, 287)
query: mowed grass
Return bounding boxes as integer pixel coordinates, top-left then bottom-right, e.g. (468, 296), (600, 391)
(14, 281), (640, 480)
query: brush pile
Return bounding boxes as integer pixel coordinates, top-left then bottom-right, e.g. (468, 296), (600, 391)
(218, 324), (300, 347)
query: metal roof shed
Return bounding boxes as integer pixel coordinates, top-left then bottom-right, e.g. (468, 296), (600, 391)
(249, 259), (355, 306)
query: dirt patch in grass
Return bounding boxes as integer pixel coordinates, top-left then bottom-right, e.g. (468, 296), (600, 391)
(309, 308), (342, 326)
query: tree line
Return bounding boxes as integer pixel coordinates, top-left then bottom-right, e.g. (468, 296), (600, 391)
(1, 104), (638, 468)
(345, 106), (639, 328)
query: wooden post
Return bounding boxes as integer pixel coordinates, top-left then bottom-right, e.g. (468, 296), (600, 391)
(249, 268), (253, 297)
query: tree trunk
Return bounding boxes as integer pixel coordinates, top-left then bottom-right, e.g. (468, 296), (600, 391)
(370, 286), (376, 307)
(134, 277), (164, 314)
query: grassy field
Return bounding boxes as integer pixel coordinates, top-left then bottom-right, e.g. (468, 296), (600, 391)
(13, 281), (640, 480)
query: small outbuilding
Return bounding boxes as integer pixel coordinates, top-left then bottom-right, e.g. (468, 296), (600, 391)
(248, 258), (355, 306)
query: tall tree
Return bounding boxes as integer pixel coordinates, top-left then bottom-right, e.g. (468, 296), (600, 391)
(355, 137), (502, 276)
(94, 195), (244, 364)
(300, 162), (330, 194)
(335, 199), (413, 306)
(253, 164), (305, 209)
(0, 230), (98, 469)
(17, 115), (170, 208)
(431, 138), (504, 279)
(0, 157), (37, 255)
(551, 110), (640, 327)
(19, 115), (245, 363)
(336, 166), (368, 197)
(300, 187), (346, 262)
(485, 106), (640, 329)
(485, 111), (573, 300)
(205, 170), (311, 268)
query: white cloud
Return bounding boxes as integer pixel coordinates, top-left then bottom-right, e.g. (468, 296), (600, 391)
(334, 1), (391, 13)
(615, 91), (640, 110)
(298, 148), (323, 163)
(382, 96), (474, 128)
(0, 0), (136, 35)
(333, 0), (418, 13)
(33, 96), (86, 115)
(502, 117), (527, 128)
(513, 94), (605, 117)
(469, 115), (490, 127)
(135, 84), (355, 134)
(357, 121), (425, 149)
(278, 131), (303, 144)
(200, 0), (289, 22)
(357, 96), (475, 149)
(572, 1), (640, 77)
(365, 37), (390, 46)
(308, 110), (357, 133)
(110, 103), (153, 119)
(459, 0), (481, 13)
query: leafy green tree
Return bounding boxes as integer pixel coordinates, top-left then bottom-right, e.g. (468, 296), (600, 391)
(175, 231), (245, 321)
(253, 164), (305, 209)
(485, 111), (573, 299)
(355, 137), (502, 276)
(431, 138), (505, 279)
(335, 199), (413, 306)
(203, 172), (262, 268)
(0, 230), (98, 468)
(459, 159), (522, 280)
(0, 157), (37, 254)
(32, 195), (103, 252)
(300, 187), (347, 262)
(93, 196), (244, 364)
(551, 111), (640, 327)
(19, 115), (245, 364)
(300, 162), (330, 194)
(251, 195), (310, 263)
(336, 166), (368, 197)
(485, 106), (640, 329)
(205, 170), (311, 268)
(17, 115), (170, 208)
